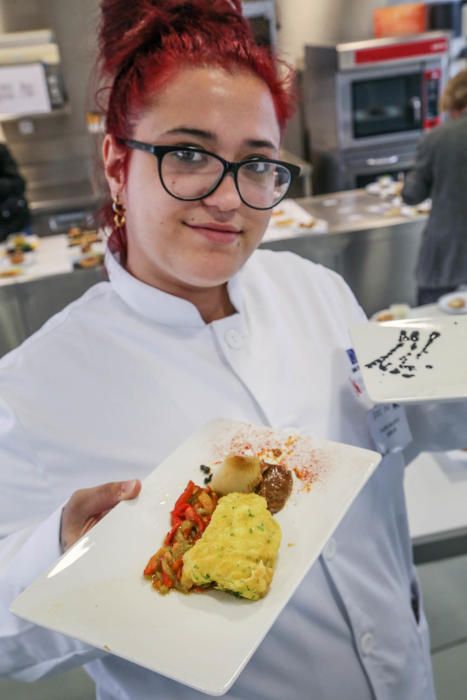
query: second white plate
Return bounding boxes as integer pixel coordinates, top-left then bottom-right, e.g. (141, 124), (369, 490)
(351, 317), (467, 404)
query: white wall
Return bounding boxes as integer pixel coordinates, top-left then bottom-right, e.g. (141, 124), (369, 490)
(277, 0), (388, 63)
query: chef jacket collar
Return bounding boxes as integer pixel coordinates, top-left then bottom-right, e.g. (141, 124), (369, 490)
(105, 249), (244, 327)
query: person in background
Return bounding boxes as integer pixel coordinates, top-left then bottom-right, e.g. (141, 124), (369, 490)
(0, 142), (31, 242)
(1, 2), (467, 699)
(402, 69), (467, 306)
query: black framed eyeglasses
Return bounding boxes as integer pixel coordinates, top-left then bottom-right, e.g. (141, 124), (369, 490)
(119, 138), (300, 210)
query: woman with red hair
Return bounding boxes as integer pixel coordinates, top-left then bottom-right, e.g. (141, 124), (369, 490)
(0, 2), (464, 699)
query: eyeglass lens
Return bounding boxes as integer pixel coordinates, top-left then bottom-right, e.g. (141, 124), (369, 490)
(161, 150), (291, 208)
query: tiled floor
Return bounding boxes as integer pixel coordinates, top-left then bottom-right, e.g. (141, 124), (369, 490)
(1, 555), (467, 699)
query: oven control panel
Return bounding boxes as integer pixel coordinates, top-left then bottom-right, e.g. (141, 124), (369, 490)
(423, 69), (442, 129)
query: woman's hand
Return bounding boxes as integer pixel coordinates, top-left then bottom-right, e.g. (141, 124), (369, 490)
(60, 479), (142, 552)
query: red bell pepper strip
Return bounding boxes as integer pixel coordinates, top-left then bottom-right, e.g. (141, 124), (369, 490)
(161, 571), (173, 589)
(172, 559), (184, 580)
(164, 519), (182, 546)
(144, 554), (159, 577)
(171, 480), (196, 519)
(185, 505), (205, 533)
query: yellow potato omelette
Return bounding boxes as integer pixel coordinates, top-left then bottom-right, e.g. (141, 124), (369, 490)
(181, 492), (281, 600)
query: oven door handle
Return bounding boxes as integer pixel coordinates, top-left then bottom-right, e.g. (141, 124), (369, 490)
(409, 96), (422, 123)
(366, 156), (399, 167)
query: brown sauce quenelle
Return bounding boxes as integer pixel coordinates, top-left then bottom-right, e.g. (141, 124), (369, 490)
(257, 463), (293, 514)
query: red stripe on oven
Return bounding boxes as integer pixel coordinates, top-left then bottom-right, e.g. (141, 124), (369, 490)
(424, 117), (441, 130)
(355, 39), (448, 64)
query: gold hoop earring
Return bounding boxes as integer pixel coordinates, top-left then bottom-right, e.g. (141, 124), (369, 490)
(112, 194), (126, 229)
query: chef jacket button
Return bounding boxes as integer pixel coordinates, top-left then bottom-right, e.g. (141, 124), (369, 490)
(225, 329), (243, 349)
(361, 632), (374, 656)
(323, 537), (337, 561)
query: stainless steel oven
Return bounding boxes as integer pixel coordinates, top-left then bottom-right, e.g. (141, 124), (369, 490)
(303, 32), (450, 193)
(337, 33), (449, 149)
(341, 142), (418, 189)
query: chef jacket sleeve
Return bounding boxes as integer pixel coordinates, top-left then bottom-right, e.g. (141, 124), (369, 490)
(0, 397), (105, 680)
(401, 133), (433, 205)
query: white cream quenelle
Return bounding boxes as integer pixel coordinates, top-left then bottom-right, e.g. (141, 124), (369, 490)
(209, 454), (262, 495)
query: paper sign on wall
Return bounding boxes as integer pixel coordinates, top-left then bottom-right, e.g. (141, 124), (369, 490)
(0, 63), (51, 116)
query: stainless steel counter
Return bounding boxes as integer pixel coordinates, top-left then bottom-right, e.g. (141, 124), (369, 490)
(261, 189), (427, 316)
(0, 267), (106, 358)
(1, 189), (428, 357)
(299, 189), (426, 233)
(29, 183), (105, 237)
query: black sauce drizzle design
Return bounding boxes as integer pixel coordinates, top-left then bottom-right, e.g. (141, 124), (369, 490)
(365, 329), (441, 379)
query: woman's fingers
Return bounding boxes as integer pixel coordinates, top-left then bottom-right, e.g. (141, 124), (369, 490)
(60, 479), (142, 551)
(76, 479), (141, 514)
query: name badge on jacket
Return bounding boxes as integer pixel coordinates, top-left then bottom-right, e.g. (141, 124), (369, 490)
(346, 348), (412, 456)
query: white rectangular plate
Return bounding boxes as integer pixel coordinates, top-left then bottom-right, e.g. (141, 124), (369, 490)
(11, 420), (380, 696)
(351, 317), (467, 404)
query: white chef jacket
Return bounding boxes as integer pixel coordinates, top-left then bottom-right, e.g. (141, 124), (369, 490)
(1, 248), (465, 700)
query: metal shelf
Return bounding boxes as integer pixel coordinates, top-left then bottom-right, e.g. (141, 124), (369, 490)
(0, 106), (70, 123)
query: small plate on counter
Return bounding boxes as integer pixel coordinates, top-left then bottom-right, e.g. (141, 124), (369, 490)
(70, 240), (106, 270)
(438, 291), (467, 315)
(263, 199), (328, 242)
(365, 180), (401, 198)
(370, 304), (411, 323)
(350, 316), (467, 404)
(0, 265), (24, 280)
(5, 233), (39, 252)
(399, 200), (432, 218)
(73, 252), (105, 270)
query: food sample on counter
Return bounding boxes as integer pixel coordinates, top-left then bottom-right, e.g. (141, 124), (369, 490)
(264, 199), (328, 240)
(366, 178), (402, 199)
(383, 206), (402, 218)
(67, 226), (82, 239)
(389, 303), (409, 318)
(68, 229), (101, 247)
(73, 253), (104, 270)
(372, 303), (410, 323)
(377, 175), (393, 187)
(6, 233), (38, 253)
(0, 267), (22, 279)
(447, 297), (466, 310)
(416, 199), (432, 214)
(272, 217), (295, 228)
(374, 311), (395, 322)
(298, 220), (317, 229)
(7, 250), (25, 265)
